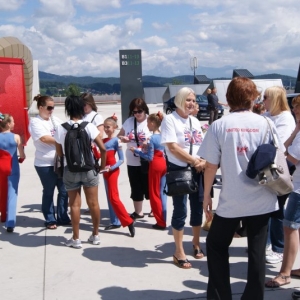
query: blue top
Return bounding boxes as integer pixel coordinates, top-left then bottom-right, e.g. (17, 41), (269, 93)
(134, 133), (164, 161)
(103, 137), (124, 171)
(0, 132), (19, 175)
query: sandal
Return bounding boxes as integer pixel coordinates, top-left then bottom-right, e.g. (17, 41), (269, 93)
(130, 212), (144, 219)
(193, 245), (205, 259)
(173, 255), (192, 269)
(47, 224), (57, 230)
(148, 211), (154, 217)
(265, 274), (291, 288)
(291, 269), (300, 279)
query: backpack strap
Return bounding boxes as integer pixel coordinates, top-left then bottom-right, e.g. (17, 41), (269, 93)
(80, 121), (89, 129)
(91, 113), (98, 123)
(62, 122), (71, 131)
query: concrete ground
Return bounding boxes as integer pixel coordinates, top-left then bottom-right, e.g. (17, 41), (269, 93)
(1, 103), (300, 300)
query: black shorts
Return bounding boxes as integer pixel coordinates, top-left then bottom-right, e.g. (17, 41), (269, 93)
(127, 165), (149, 201)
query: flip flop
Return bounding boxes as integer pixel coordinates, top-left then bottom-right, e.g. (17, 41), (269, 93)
(193, 245), (205, 259)
(265, 274), (291, 288)
(47, 224), (57, 230)
(173, 255), (192, 269)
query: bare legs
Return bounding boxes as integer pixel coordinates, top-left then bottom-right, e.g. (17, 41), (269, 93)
(68, 186), (100, 240)
(133, 201), (143, 216)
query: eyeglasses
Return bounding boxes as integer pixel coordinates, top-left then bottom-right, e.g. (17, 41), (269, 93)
(44, 106), (54, 111)
(132, 110), (143, 114)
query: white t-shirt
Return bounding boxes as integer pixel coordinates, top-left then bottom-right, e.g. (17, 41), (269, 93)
(54, 120), (100, 166)
(160, 111), (204, 166)
(198, 112), (279, 218)
(121, 116), (151, 166)
(83, 111), (104, 127)
(288, 132), (300, 193)
(29, 115), (63, 167)
(264, 111), (295, 146)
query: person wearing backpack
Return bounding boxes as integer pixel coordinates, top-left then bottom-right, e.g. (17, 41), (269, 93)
(54, 95), (106, 249)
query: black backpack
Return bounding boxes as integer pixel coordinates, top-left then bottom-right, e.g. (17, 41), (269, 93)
(62, 122), (96, 173)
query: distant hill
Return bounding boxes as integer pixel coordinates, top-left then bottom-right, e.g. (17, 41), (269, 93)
(39, 71), (296, 95)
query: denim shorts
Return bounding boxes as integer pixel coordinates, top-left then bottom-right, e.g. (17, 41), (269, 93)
(63, 166), (99, 191)
(283, 192), (300, 229)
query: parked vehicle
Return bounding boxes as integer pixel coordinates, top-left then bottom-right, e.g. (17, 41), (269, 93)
(163, 95), (224, 120)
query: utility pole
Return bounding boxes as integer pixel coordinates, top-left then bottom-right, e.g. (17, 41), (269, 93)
(190, 57), (197, 83)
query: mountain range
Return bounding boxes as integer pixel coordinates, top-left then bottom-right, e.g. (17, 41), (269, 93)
(39, 71), (297, 95)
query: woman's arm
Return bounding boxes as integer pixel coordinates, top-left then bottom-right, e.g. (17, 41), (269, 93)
(94, 134), (107, 170)
(203, 162), (218, 221)
(97, 124), (104, 139)
(55, 142), (63, 157)
(109, 141), (124, 171)
(284, 120), (300, 150)
(117, 128), (130, 143)
(40, 135), (56, 145)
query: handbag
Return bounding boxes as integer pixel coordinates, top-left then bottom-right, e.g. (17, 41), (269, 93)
(54, 153), (64, 178)
(163, 117), (199, 196)
(134, 118), (149, 174)
(258, 117), (294, 196)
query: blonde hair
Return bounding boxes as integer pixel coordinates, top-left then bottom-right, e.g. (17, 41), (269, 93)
(264, 86), (290, 116)
(148, 111), (163, 129)
(0, 113), (12, 131)
(174, 87), (195, 112)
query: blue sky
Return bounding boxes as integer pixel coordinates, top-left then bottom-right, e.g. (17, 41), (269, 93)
(0, 0), (299, 78)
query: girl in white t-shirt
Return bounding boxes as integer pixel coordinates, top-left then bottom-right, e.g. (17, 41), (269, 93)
(118, 98), (151, 220)
(29, 95), (70, 230)
(81, 93), (104, 138)
(54, 95), (106, 249)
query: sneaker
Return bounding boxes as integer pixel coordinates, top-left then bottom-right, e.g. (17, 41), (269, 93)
(65, 238), (82, 249)
(88, 235), (100, 245)
(265, 244), (272, 252)
(266, 251), (283, 264)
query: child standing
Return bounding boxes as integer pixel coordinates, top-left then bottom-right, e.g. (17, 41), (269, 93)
(0, 113), (26, 232)
(102, 115), (135, 237)
(130, 112), (167, 230)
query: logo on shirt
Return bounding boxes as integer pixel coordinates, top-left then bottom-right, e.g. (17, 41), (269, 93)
(184, 128), (203, 146)
(127, 130), (146, 143)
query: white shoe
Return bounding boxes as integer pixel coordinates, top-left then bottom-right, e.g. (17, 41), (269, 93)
(265, 244), (272, 252)
(266, 251), (283, 264)
(65, 238), (82, 249)
(88, 235), (100, 245)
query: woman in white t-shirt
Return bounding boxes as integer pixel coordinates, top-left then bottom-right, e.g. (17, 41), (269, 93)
(29, 95), (70, 229)
(198, 77), (278, 299)
(161, 87), (206, 269)
(118, 98), (151, 219)
(263, 86), (295, 264)
(54, 95), (106, 249)
(81, 93), (104, 138)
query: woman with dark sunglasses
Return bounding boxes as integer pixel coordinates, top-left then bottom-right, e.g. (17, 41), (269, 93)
(118, 98), (151, 220)
(29, 95), (70, 229)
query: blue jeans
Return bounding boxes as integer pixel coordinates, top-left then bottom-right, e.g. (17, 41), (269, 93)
(283, 192), (300, 229)
(35, 166), (70, 226)
(169, 163), (203, 230)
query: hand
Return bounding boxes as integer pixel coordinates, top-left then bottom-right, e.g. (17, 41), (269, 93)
(18, 157), (25, 163)
(129, 146), (136, 153)
(119, 136), (130, 143)
(203, 195), (213, 222)
(194, 158), (206, 172)
(105, 165), (111, 172)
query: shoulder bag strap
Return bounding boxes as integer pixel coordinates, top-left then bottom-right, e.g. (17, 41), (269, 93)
(133, 118), (140, 147)
(90, 113), (98, 123)
(263, 116), (278, 148)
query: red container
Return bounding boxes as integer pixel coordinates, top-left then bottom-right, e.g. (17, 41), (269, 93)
(0, 57), (30, 145)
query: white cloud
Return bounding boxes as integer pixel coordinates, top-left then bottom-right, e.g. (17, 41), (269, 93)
(125, 17), (143, 35)
(75, 0), (121, 11)
(36, 0), (75, 18)
(0, 0), (24, 11)
(152, 22), (171, 30)
(143, 36), (167, 47)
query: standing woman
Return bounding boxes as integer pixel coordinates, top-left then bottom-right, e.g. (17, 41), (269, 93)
(131, 112), (167, 230)
(198, 77), (279, 299)
(118, 98), (151, 219)
(160, 87), (206, 269)
(81, 93), (104, 138)
(263, 86), (295, 264)
(54, 95), (106, 248)
(0, 113), (25, 232)
(29, 95), (70, 229)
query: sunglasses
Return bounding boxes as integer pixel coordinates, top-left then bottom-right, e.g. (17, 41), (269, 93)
(263, 95), (268, 100)
(44, 106), (54, 111)
(132, 110), (143, 114)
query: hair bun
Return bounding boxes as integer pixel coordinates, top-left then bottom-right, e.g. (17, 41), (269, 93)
(33, 94), (42, 101)
(111, 113), (118, 121)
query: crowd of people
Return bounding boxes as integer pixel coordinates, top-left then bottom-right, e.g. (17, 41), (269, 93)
(1, 78), (300, 299)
